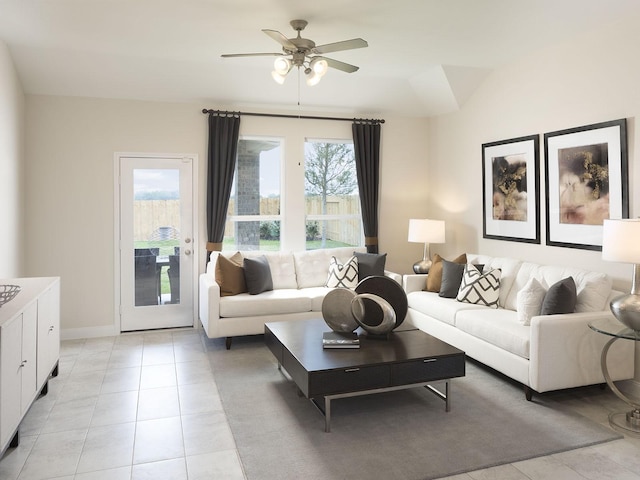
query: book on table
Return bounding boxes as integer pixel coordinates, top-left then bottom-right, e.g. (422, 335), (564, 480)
(322, 331), (360, 349)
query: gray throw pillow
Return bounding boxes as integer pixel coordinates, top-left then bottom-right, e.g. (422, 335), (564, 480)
(439, 259), (466, 298)
(540, 277), (576, 315)
(243, 255), (273, 295)
(354, 252), (387, 281)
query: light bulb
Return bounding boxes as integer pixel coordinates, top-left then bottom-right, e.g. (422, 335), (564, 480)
(311, 58), (328, 77)
(273, 57), (291, 75)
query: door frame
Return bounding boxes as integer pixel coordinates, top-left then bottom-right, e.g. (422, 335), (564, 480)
(113, 152), (199, 333)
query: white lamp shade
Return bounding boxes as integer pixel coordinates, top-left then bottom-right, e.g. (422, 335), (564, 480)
(271, 71), (287, 84)
(602, 219), (640, 264)
(408, 219), (445, 244)
(306, 72), (321, 86)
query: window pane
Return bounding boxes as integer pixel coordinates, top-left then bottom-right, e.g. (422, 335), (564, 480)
(304, 140), (361, 250)
(225, 138), (281, 251)
(133, 169), (180, 306)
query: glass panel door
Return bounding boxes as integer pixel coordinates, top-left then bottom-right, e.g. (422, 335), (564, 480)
(119, 155), (194, 331)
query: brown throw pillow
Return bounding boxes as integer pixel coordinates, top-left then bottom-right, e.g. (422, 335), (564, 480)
(425, 253), (467, 292)
(215, 252), (247, 296)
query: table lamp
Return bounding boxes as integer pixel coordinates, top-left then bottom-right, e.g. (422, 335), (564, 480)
(408, 219), (445, 274)
(602, 219), (640, 331)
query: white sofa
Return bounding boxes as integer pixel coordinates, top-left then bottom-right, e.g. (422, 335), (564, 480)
(403, 253), (634, 399)
(199, 247), (401, 348)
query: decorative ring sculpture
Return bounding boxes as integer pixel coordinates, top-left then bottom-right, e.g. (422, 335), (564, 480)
(350, 293), (396, 336)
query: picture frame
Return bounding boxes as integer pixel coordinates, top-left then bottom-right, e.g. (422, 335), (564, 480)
(482, 135), (540, 244)
(544, 119), (628, 251)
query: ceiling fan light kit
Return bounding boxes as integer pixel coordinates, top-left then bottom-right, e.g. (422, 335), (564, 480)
(222, 19), (367, 87)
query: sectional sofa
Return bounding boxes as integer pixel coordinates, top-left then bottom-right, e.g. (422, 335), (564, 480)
(403, 253), (634, 399)
(199, 247), (401, 348)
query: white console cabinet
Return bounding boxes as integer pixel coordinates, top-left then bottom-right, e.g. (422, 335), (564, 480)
(0, 277), (60, 456)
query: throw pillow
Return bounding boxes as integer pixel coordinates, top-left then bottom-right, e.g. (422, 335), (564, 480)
(456, 264), (501, 308)
(425, 253), (467, 292)
(439, 259), (467, 298)
(243, 255), (274, 295)
(354, 252), (387, 281)
(215, 252), (247, 297)
(516, 277), (547, 325)
(325, 256), (359, 289)
(541, 277), (577, 315)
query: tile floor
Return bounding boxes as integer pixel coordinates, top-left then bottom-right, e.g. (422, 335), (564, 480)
(0, 327), (639, 480)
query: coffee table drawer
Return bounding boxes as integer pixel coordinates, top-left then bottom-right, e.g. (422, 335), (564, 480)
(391, 355), (465, 385)
(310, 365), (390, 397)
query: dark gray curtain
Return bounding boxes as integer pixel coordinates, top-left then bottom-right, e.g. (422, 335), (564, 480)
(352, 120), (382, 253)
(206, 111), (241, 259)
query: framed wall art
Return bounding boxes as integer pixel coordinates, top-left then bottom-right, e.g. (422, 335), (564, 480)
(544, 118), (628, 251)
(482, 134), (540, 244)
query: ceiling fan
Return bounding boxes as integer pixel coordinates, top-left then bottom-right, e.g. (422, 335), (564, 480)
(221, 19), (368, 86)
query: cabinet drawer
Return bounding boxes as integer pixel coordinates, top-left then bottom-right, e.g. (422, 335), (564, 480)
(310, 365), (390, 397)
(391, 355), (465, 385)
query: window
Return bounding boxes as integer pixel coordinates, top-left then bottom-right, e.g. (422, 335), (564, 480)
(304, 139), (362, 250)
(224, 137), (282, 251)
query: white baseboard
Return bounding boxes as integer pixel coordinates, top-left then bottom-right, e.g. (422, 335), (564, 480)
(61, 324), (118, 340)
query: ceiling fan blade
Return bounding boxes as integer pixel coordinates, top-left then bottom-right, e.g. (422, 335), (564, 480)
(262, 29), (297, 50)
(317, 56), (359, 73)
(313, 38), (368, 55)
(221, 53), (283, 58)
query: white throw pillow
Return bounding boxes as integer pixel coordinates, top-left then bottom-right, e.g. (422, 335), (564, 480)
(516, 277), (547, 325)
(456, 264), (501, 308)
(325, 256), (359, 288)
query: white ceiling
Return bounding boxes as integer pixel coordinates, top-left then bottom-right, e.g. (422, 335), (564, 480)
(1, 0), (639, 117)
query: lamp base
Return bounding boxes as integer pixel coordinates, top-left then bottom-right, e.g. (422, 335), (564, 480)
(611, 293), (640, 331)
(413, 259), (432, 274)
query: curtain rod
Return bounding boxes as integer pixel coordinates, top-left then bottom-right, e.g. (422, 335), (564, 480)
(201, 109), (384, 124)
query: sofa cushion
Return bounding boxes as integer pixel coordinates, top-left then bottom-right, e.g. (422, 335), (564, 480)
(439, 259), (466, 298)
(516, 277), (546, 325)
(456, 265), (501, 308)
(219, 289), (312, 317)
(407, 291), (487, 326)
(354, 252), (386, 281)
(456, 308), (531, 359)
(326, 256), (359, 288)
(307, 286), (332, 311)
(504, 262), (610, 313)
(425, 253), (466, 292)
(467, 255), (522, 309)
(294, 247), (364, 288)
(243, 255), (273, 295)
(215, 252), (247, 297)
(541, 277), (576, 315)
(243, 251), (297, 290)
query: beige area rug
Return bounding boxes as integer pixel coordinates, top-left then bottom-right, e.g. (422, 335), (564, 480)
(207, 335), (622, 480)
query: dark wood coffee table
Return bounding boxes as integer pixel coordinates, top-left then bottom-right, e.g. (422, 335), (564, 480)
(264, 318), (465, 432)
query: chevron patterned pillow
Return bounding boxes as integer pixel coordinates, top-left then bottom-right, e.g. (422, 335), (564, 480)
(456, 264), (501, 308)
(325, 256), (359, 288)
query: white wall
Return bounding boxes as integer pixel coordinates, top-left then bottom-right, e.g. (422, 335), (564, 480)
(0, 40), (25, 277)
(427, 14), (640, 291)
(25, 95), (429, 336)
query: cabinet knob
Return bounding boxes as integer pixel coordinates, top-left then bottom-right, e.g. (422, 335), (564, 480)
(20, 360), (28, 367)
(49, 326), (55, 332)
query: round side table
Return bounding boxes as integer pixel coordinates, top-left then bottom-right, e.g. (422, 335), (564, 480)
(589, 317), (640, 436)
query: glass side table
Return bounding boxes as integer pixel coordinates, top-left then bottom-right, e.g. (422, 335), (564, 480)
(589, 317), (640, 436)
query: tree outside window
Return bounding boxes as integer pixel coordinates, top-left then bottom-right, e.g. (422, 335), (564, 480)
(304, 140), (362, 249)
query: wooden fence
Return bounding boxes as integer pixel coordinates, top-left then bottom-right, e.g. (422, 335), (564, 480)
(134, 196), (361, 244)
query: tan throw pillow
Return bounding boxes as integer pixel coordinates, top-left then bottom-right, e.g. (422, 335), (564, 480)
(215, 252), (247, 296)
(425, 253), (467, 292)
